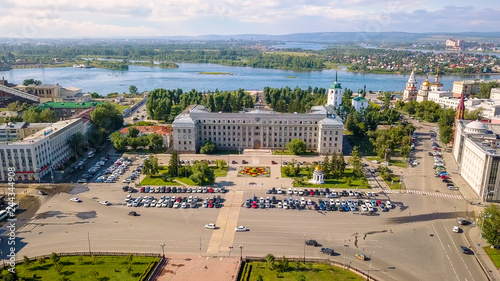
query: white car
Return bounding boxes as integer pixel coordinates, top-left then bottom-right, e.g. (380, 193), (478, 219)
(99, 200), (110, 206)
(361, 205), (368, 212)
(205, 223), (217, 229)
(386, 201), (392, 208)
(235, 226), (247, 232)
(453, 226), (460, 233)
(70, 198), (81, 202)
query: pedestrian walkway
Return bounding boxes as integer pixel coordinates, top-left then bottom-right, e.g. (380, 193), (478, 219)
(206, 190), (245, 256)
(382, 189), (463, 199)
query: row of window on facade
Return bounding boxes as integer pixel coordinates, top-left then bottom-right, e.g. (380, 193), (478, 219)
(200, 119), (320, 125)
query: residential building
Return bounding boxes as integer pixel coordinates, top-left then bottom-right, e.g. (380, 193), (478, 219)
(453, 80), (481, 98)
(120, 125), (173, 148)
(0, 118), (84, 181)
(453, 119), (500, 202)
(491, 88), (500, 100)
(0, 122), (52, 142)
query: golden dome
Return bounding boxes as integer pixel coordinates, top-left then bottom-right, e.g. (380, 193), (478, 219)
(422, 80), (430, 87)
(315, 165), (323, 171)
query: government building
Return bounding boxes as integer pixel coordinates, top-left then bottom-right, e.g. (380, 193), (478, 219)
(172, 79), (345, 154)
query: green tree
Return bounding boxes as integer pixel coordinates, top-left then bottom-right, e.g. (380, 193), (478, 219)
(287, 139), (306, 155)
(265, 254), (276, 270)
(90, 103), (124, 133)
(168, 150), (179, 177)
(440, 125), (453, 145)
(256, 275), (264, 281)
(349, 146), (363, 177)
(296, 274), (306, 281)
(54, 262), (63, 274)
(322, 154), (331, 178)
(110, 131), (127, 151)
(143, 156), (159, 176)
(189, 161), (215, 185)
(88, 127), (107, 148)
(277, 256), (289, 273)
(129, 85), (138, 94)
(2, 271), (19, 281)
(22, 107), (42, 123)
(6, 101), (21, 112)
(40, 108), (57, 122)
(127, 127), (140, 138)
(89, 270), (99, 279)
(67, 132), (86, 157)
(50, 252), (60, 263)
(22, 79), (42, 86)
(147, 133), (164, 151)
(215, 159), (227, 169)
(37, 257), (47, 265)
(478, 81), (500, 98)
(479, 205), (500, 246)
(200, 141), (217, 154)
(23, 256), (31, 268)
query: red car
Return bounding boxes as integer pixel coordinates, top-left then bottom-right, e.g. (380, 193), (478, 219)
(376, 200), (382, 206)
(309, 189), (315, 196)
(140, 187), (145, 193)
(209, 188), (214, 193)
(441, 175), (450, 179)
(271, 161), (277, 164)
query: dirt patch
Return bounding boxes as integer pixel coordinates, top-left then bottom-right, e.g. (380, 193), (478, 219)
(76, 211), (97, 219)
(35, 211), (64, 219)
(158, 255), (240, 281)
(69, 186), (90, 194)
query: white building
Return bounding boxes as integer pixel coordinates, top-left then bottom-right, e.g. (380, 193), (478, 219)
(326, 73), (343, 107)
(0, 118), (84, 181)
(352, 91), (369, 112)
(416, 74), (444, 103)
(427, 91), (500, 118)
(172, 105), (344, 155)
(491, 88), (500, 100)
(453, 120), (500, 202)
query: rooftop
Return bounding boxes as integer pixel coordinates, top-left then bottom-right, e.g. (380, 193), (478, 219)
(8, 119), (81, 145)
(37, 101), (103, 109)
(0, 122), (27, 130)
(121, 125), (172, 136)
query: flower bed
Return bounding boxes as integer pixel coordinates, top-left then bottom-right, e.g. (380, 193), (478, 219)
(237, 166), (270, 177)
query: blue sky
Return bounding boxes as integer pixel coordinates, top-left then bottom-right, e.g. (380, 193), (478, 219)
(1, 0), (499, 38)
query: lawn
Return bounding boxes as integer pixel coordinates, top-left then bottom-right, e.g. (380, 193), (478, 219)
(112, 103), (131, 113)
(241, 261), (364, 281)
(282, 167), (370, 189)
(2, 255), (158, 281)
(484, 247), (500, 269)
(139, 175), (181, 186)
(174, 177), (197, 186)
(385, 176), (402, 190)
(366, 157), (406, 168)
(213, 167), (228, 177)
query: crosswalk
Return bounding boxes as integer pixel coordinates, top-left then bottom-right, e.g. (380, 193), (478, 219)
(381, 189), (463, 199)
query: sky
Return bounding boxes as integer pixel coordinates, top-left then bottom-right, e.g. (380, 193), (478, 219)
(0, 0), (499, 38)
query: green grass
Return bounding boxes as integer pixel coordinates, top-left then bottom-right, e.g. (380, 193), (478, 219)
(242, 261), (365, 281)
(213, 150), (240, 155)
(4, 255), (158, 281)
(282, 167), (370, 189)
(273, 150), (318, 156)
(213, 167), (228, 177)
(385, 176), (402, 190)
(0, 108), (8, 111)
(112, 103), (131, 113)
(175, 177), (197, 186)
(139, 175), (181, 186)
(484, 247), (500, 269)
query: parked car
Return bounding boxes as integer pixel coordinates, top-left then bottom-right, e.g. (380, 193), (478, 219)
(128, 211), (138, 216)
(235, 226), (247, 232)
(305, 240), (318, 246)
(70, 198), (81, 202)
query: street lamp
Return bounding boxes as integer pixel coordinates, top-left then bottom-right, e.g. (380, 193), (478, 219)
(88, 229), (92, 256)
(367, 251), (375, 281)
(239, 244), (244, 261)
(343, 245), (349, 269)
(160, 242), (165, 258)
(228, 246), (233, 257)
(303, 234), (307, 264)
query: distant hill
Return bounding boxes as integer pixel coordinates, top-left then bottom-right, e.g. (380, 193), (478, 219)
(161, 32), (500, 43)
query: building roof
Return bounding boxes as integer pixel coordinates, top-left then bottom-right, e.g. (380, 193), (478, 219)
(329, 72), (342, 89)
(353, 97), (368, 102)
(121, 125), (172, 136)
(0, 122), (27, 130)
(37, 101), (102, 109)
(9, 119), (82, 145)
(465, 120), (487, 132)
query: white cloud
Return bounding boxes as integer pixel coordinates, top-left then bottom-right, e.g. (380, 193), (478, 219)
(0, 0), (498, 37)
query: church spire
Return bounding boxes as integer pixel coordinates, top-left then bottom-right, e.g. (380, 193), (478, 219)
(335, 71), (338, 83)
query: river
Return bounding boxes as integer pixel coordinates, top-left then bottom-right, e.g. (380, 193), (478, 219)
(0, 63), (497, 95)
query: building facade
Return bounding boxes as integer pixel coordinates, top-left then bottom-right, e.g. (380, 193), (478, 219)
(0, 118), (84, 182)
(352, 95), (369, 112)
(453, 80), (481, 98)
(453, 120), (500, 202)
(172, 105), (344, 155)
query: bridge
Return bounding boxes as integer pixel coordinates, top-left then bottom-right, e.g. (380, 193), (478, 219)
(0, 84), (40, 103)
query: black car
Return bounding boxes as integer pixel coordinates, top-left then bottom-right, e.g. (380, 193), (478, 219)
(428, 152), (434, 156)
(320, 248), (335, 256)
(128, 187), (136, 193)
(272, 196), (277, 204)
(172, 187), (177, 193)
(305, 240), (318, 246)
(122, 185), (129, 192)
(128, 211), (138, 216)
(166, 187), (171, 193)
(460, 246), (473, 254)
(458, 219), (470, 225)
(341, 190), (348, 197)
(160, 186), (166, 193)
(271, 187), (277, 194)
(232, 160), (237, 164)
(242, 160), (248, 164)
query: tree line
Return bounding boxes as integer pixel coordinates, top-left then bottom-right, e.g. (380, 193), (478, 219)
(146, 88), (254, 122)
(263, 86), (327, 113)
